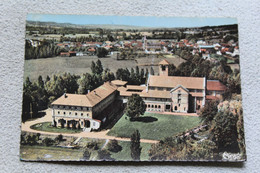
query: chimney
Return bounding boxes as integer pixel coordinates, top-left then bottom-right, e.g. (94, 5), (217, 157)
(88, 90), (90, 94)
(64, 93), (67, 98)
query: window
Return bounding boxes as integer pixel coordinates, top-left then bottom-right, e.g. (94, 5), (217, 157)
(151, 105), (154, 108)
(75, 113), (77, 116)
(158, 105), (161, 109)
(178, 104), (180, 107)
(166, 105), (171, 109)
(148, 105), (150, 108)
(184, 107), (186, 111)
(155, 105), (157, 108)
(93, 122), (95, 126)
(87, 113), (89, 117)
(175, 106), (177, 110)
(69, 112), (71, 115)
(63, 112), (66, 115)
(58, 111), (60, 114)
(81, 113), (83, 116)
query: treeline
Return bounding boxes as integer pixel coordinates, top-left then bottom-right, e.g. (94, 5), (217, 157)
(116, 66), (149, 85)
(25, 40), (64, 60)
(149, 99), (245, 161)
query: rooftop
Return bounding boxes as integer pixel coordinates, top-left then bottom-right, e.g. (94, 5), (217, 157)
(158, 59), (170, 65)
(148, 75), (205, 89)
(52, 82), (118, 107)
(111, 80), (128, 86)
(207, 80), (227, 91)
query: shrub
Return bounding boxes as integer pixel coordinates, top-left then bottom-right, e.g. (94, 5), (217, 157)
(42, 137), (55, 146)
(107, 140), (122, 153)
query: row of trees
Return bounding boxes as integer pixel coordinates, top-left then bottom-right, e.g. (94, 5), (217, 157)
(116, 66), (149, 85)
(25, 40), (64, 60)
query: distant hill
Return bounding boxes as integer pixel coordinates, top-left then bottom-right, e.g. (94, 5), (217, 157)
(26, 20), (152, 30)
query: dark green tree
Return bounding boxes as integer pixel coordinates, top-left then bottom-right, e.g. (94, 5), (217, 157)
(125, 94), (146, 120)
(97, 47), (108, 58)
(130, 130), (142, 161)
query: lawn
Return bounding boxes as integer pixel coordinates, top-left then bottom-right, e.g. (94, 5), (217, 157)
(20, 145), (83, 161)
(109, 141), (152, 161)
(107, 113), (201, 141)
(30, 122), (81, 134)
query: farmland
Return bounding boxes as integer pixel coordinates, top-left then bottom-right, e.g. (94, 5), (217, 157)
(23, 54), (185, 81)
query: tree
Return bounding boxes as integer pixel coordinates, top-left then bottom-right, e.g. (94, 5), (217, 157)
(107, 139), (122, 153)
(96, 59), (103, 75)
(42, 137), (55, 146)
(97, 149), (113, 161)
(130, 130), (142, 161)
(97, 47), (108, 58)
(125, 94), (146, 120)
(199, 100), (219, 125)
(55, 134), (63, 142)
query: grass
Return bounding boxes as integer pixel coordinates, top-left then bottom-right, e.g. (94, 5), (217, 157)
(109, 141), (152, 161)
(20, 145), (83, 161)
(30, 122), (81, 134)
(107, 113), (201, 141)
(24, 55), (185, 82)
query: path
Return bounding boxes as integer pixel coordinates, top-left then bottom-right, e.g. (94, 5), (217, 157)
(21, 109), (158, 144)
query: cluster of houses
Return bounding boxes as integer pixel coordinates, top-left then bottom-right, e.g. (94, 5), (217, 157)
(51, 59), (227, 131)
(53, 35), (239, 61)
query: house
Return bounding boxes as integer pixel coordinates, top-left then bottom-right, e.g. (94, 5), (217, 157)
(60, 52), (70, 57)
(51, 82), (118, 131)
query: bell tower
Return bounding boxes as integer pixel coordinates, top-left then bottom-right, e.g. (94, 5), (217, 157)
(158, 59), (170, 76)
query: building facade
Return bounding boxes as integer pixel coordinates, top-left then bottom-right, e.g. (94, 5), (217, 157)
(51, 82), (118, 131)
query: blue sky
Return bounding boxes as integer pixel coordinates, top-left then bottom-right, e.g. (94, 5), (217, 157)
(27, 14), (237, 28)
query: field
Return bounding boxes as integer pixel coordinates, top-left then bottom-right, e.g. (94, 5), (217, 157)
(20, 145), (84, 161)
(23, 54), (185, 81)
(20, 139), (152, 161)
(109, 141), (152, 161)
(107, 113), (201, 141)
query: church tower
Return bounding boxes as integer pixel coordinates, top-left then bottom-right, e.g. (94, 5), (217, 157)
(158, 59), (170, 76)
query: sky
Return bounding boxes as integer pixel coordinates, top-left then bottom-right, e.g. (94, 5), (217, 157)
(27, 14), (237, 28)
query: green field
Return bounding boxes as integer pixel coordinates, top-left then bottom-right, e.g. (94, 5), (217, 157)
(31, 122), (81, 134)
(109, 141), (152, 161)
(24, 55), (185, 81)
(20, 145), (83, 161)
(20, 139), (152, 161)
(107, 113), (201, 140)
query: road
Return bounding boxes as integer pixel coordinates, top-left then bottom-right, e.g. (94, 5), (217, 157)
(21, 109), (159, 144)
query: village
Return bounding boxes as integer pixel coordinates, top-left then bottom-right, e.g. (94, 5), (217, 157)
(20, 20), (245, 162)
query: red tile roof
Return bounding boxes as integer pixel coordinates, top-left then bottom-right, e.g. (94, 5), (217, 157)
(51, 82), (117, 107)
(148, 75), (205, 89)
(207, 80), (227, 91)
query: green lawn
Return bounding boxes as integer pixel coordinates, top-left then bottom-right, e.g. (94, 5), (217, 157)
(30, 122), (81, 134)
(20, 145), (83, 161)
(107, 113), (201, 140)
(108, 141), (152, 161)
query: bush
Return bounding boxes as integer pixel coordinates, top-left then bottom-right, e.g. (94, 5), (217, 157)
(42, 137), (55, 146)
(86, 141), (99, 150)
(97, 149), (114, 161)
(55, 134), (63, 142)
(107, 140), (122, 153)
